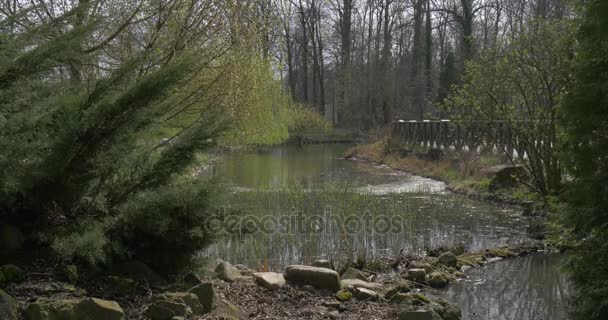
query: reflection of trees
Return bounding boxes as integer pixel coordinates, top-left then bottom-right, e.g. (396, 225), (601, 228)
(443, 254), (569, 320)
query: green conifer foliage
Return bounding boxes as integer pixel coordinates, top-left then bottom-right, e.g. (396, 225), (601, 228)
(561, 1), (608, 319)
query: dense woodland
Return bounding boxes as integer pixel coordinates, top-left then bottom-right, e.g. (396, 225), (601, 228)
(0, 0), (606, 319)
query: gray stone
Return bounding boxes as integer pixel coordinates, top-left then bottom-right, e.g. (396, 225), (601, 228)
(0, 289), (18, 320)
(145, 300), (188, 320)
(188, 282), (215, 313)
(430, 297), (462, 320)
(341, 268), (367, 281)
(153, 292), (203, 315)
(311, 259), (333, 269)
(405, 268), (426, 284)
(252, 272), (285, 290)
(75, 298), (125, 320)
(212, 298), (241, 320)
(24, 298), (80, 320)
(354, 287), (378, 301)
(398, 309), (441, 320)
(340, 279), (383, 291)
(427, 272), (449, 289)
(438, 252), (458, 267)
(284, 265), (341, 292)
(214, 261), (241, 283)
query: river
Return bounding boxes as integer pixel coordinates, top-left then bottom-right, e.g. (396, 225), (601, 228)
(201, 143), (569, 320)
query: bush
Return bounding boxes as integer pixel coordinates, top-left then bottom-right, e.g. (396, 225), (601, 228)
(112, 181), (220, 272)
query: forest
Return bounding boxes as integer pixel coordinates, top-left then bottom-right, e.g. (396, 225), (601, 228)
(0, 0), (606, 320)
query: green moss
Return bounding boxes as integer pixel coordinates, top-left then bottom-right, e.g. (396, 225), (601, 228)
(487, 247), (514, 258)
(335, 290), (353, 302)
(0, 264), (25, 286)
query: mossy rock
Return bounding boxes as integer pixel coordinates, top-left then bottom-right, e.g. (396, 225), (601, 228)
(389, 293), (430, 305)
(107, 276), (137, 296)
(0, 265), (25, 286)
(486, 247), (514, 258)
(24, 298), (80, 320)
(75, 298), (125, 320)
(427, 272), (449, 289)
(0, 289), (18, 320)
(335, 290), (353, 302)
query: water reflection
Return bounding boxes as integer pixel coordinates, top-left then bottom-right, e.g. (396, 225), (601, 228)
(439, 254), (570, 320)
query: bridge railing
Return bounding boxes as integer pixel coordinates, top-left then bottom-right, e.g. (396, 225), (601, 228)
(391, 119), (528, 156)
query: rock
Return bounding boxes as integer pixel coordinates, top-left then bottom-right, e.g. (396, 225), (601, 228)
(212, 298), (241, 320)
(311, 259), (333, 269)
(0, 264), (25, 285)
(341, 268), (367, 281)
(284, 265), (341, 292)
(321, 301), (341, 308)
(427, 272), (449, 289)
(487, 165), (528, 191)
(409, 261), (433, 273)
(252, 272), (285, 290)
(382, 282), (412, 299)
(398, 309), (441, 320)
(335, 290), (353, 302)
(301, 285), (316, 293)
(112, 261), (164, 287)
(234, 264), (249, 271)
(389, 293), (430, 305)
(188, 282), (215, 313)
(429, 297), (461, 320)
(340, 279), (383, 291)
(0, 224), (24, 253)
(107, 276), (137, 296)
(0, 289), (18, 320)
(405, 268), (426, 284)
(153, 292), (203, 315)
(239, 269), (257, 277)
(354, 287), (378, 301)
(438, 252), (457, 267)
(146, 300), (188, 320)
(24, 298), (80, 320)
(75, 298), (125, 320)
(214, 261), (241, 283)
(16, 281), (78, 296)
(58, 265), (78, 284)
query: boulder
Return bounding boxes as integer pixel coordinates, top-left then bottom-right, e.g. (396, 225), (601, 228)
(188, 282), (215, 313)
(252, 272), (285, 290)
(311, 259), (333, 269)
(389, 293), (430, 305)
(0, 264), (25, 285)
(212, 298), (241, 320)
(214, 261), (241, 283)
(398, 309), (441, 320)
(427, 272), (449, 289)
(145, 300), (188, 320)
(183, 272), (202, 286)
(487, 165), (528, 191)
(0, 289), (18, 320)
(438, 252), (457, 267)
(340, 279), (383, 291)
(354, 287), (378, 301)
(284, 265), (341, 292)
(75, 298), (125, 320)
(405, 268), (426, 284)
(409, 261), (433, 273)
(429, 297), (462, 320)
(24, 298), (80, 320)
(341, 268), (367, 281)
(153, 292), (203, 315)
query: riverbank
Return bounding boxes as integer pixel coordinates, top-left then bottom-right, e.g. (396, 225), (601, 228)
(344, 139), (548, 214)
(0, 240), (551, 320)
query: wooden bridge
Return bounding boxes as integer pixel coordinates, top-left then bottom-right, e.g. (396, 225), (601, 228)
(391, 120), (528, 157)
